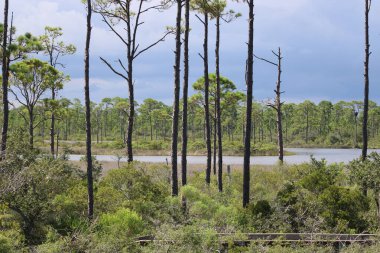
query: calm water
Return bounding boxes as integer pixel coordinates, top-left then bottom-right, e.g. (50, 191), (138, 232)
(68, 148), (380, 165)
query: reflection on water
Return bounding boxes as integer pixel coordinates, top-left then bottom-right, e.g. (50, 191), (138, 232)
(68, 148), (380, 165)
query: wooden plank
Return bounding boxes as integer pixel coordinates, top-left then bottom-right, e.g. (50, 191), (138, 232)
(136, 233), (379, 245)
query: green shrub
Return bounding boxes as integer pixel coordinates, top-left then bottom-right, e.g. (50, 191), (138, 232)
(250, 200), (272, 218)
(98, 208), (144, 236)
(319, 186), (369, 232)
(0, 157), (82, 244)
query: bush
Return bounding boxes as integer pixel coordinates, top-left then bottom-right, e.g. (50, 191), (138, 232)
(188, 140), (206, 151)
(250, 200), (272, 218)
(319, 186), (369, 232)
(100, 164), (170, 221)
(276, 159), (369, 233)
(0, 157), (82, 244)
(98, 208), (144, 236)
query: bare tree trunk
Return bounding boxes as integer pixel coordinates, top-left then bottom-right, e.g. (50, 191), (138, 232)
(362, 0), (370, 160)
(56, 128), (59, 157)
(306, 110), (309, 144)
(1, 0), (9, 159)
(29, 110), (34, 149)
(243, 0), (254, 208)
(213, 110), (217, 175)
(125, 1), (135, 163)
(50, 88), (55, 157)
(171, 0), (182, 196)
(275, 48), (284, 162)
(181, 0), (190, 187)
(215, 16), (223, 192)
(150, 116), (153, 141)
(84, 0), (94, 220)
(126, 63), (134, 162)
(203, 12), (212, 185)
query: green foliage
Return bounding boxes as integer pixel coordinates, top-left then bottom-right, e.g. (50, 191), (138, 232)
(100, 164), (170, 221)
(276, 159), (369, 233)
(319, 186), (369, 231)
(10, 58), (65, 90)
(249, 200), (273, 218)
(348, 152), (380, 193)
(0, 136), (82, 243)
(98, 208), (144, 236)
(0, 153), (378, 251)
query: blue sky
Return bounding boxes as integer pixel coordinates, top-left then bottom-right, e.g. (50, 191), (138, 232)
(1, 0), (380, 105)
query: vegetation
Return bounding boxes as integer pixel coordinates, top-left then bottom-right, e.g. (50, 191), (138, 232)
(4, 97), (380, 154)
(0, 131), (379, 251)
(0, 0), (379, 251)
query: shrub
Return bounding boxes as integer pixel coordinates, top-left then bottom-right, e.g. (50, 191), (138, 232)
(0, 157), (82, 244)
(98, 208), (144, 236)
(319, 186), (369, 232)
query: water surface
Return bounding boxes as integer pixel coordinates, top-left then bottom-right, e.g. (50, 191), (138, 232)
(68, 148), (380, 165)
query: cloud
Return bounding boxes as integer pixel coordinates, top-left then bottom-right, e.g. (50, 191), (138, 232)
(1, 0), (380, 104)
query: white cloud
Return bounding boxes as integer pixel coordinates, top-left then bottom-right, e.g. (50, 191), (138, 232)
(1, 0), (380, 103)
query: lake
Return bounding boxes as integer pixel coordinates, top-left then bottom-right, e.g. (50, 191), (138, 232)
(68, 148), (380, 165)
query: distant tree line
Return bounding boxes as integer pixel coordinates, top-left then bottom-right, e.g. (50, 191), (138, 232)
(5, 96), (380, 149)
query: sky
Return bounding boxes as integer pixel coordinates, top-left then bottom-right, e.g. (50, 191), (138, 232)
(1, 0), (380, 105)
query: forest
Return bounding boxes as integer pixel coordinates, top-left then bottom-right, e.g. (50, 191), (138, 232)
(1, 0), (380, 252)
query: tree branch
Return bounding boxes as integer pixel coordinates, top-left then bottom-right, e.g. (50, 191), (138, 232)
(100, 57), (129, 81)
(254, 54), (277, 66)
(101, 15), (129, 46)
(195, 14), (205, 25)
(133, 31), (172, 59)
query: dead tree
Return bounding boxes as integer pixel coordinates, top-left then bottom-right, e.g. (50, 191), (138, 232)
(243, 0), (254, 208)
(94, 0), (172, 163)
(210, 4), (240, 192)
(84, 0), (94, 220)
(195, 6), (212, 185)
(254, 47), (284, 162)
(171, 0), (182, 196)
(362, 0), (371, 160)
(181, 0), (190, 189)
(1, 0), (9, 159)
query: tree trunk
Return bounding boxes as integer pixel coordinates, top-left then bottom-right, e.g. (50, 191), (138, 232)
(203, 12), (212, 185)
(84, 0), (94, 220)
(276, 48), (284, 162)
(215, 16), (223, 192)
(126, 68), (134, 162)
(56, 128), (59, 157)
(243, 0), (254, 208)
(213, 110), (217, 175)
(50, 88), (55, 157)
(150, 116), (153, 141)
(171, 0), (182, 196)
(1, 0), (9, 159)
(29, 109), (34, 149)
(306, 110), (309, 144)
(362, 0), (370, 160)
(181, 0), (190, 187)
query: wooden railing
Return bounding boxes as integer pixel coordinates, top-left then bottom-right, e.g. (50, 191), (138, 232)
(136, 233), (379, 248)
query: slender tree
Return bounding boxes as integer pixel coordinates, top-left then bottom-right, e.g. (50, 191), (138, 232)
(194, 0), (212, 184)
(171, 0), (182, 196)
(181, 0), (190, 188)
(1, 0), (9, 159)
(41, 26), (76, 157)
(214, 3), (221, 184)
(84, 0), (94, 220)
(94, 0), (171, 163)
(210, 0), (240, 191)
(243, 0), (254, 208)
(254, 48), (284, 162)
(362, 0), (371, 160)
(9, 59), (64, 148)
